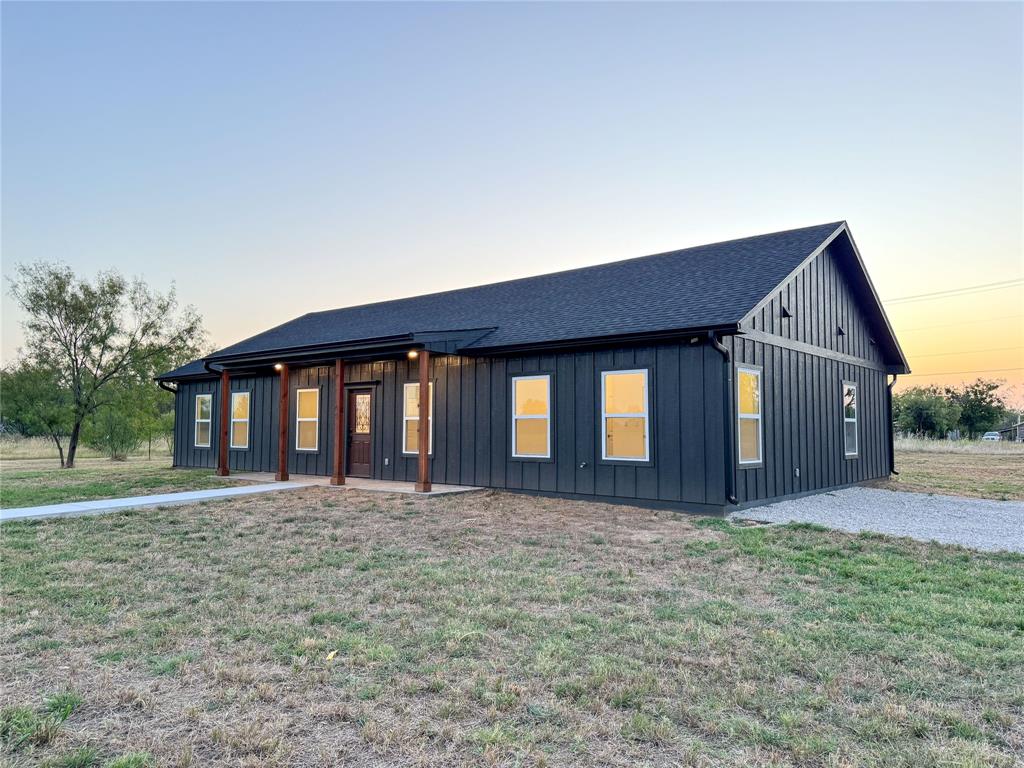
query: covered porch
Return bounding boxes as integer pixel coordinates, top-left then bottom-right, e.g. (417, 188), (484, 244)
(202, 328), (494, 493)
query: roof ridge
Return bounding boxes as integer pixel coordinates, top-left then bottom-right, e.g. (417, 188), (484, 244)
(301, 221), (845, 318)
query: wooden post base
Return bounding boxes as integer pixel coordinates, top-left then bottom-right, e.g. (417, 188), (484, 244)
(415, 481), (431, 493)
(330, 475), (345, 486)
(275, 470), (289, 481)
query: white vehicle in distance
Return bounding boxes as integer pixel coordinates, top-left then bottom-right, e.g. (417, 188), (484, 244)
(981, 431), (1002, 441)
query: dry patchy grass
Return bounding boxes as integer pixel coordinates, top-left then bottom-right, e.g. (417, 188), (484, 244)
(878, 448), (1024, 500)
(2, 490), (1022, 767)
(894, 437), (1024, 456)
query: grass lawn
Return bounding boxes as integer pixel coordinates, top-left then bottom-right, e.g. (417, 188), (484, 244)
(0, 459), (244, 509)
(2, 489), (1021, 767)
(880, 445), (1024, 500)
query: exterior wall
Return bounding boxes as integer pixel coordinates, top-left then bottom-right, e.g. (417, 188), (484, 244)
(173, 341), (729, 511)
(728, 335), (891, 506)
(173, 374), (282, 473)
(728, 243), (893, 505)
(170, 241), (897, 513)
(746, 242), (886, 365)
(173, 377), (220, 470)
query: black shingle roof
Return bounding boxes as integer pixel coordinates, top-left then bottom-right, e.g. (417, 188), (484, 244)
(224, 222), (842, 351)
(158, 358), (211, 380)
(160, 222), (861, 379)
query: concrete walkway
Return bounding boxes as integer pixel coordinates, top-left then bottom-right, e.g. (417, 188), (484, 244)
(0, 482), (304, 523)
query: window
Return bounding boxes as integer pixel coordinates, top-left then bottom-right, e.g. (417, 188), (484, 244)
(230, 391), (250, 449)
(402, 381), (433, 455)
(736, 367), (762, 465)
(601, 370), (649, 461)
(512, 375), (551, 458)
(194, 394), (212, 448)
(296, 388), (319, 451)
(843, 382), (858, 457)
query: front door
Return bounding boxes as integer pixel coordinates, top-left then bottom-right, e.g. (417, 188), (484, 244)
(346, 389), (373, 477)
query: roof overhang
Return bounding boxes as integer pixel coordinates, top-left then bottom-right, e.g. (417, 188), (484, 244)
(183, 327), (499, 375)
(465, 324), (741, 355)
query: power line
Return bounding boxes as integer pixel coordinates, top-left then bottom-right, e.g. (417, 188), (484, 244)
(908, 346), (1024, 359)
(896, 314), (1023, 333)
(884, 279), (1023, 305)
(902, 366), (1024, 377)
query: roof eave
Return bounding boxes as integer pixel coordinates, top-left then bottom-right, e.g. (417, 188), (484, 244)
(464, 323), (742, 355)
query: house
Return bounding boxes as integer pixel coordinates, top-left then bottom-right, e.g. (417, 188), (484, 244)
(157, 221), (910, 514)
(998, 421), (1024, 442)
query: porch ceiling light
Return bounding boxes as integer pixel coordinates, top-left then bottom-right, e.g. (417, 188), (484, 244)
(274, 363), (283, 371)
(407, 350), (419, 359)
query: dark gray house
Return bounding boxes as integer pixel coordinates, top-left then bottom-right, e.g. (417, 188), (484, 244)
(158, 222), (909, 514)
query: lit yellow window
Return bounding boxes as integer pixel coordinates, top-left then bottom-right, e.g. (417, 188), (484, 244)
(230, 392), (250, 449)
(403, 382), (433, 454)
(512, 375), (550, 457)
(296, 388), (319, 451)
(194, 394), (212, 448)
(602, 370), (649, 461)
(737, 368), (761, 465)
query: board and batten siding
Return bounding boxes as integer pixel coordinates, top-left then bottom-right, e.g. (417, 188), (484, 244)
(171, 282), (894, 511)
(728, 238), (894, 505)
(172, 375), (281, 473)
(377, 344), (725, 508)
(172, 341), (729, 511)
(728, 335), (891, 506)
(746, 243), (886, 366)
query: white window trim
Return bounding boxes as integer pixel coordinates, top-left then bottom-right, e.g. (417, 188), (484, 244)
(230, 391), (250, 450)
(511, 375), (551, 459)
(736, 366), (763, 466)
(295, 388), (320, 452)
(843, 381), (859, 458)
(401, 381), (434, 456)
(600, 369), (650, 462)
(194, 393), (212, 448)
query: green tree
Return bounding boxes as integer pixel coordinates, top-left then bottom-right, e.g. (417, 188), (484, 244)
(945, 379), (1007, 438)
(0, 363), (75, 466)
(83, 379), (146, 460)
(9, 262), (205, 468)
(893, 386), (962, 438)
(85, 321), (203, 460)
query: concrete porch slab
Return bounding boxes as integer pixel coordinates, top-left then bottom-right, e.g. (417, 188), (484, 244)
(231, 472), (480, 496)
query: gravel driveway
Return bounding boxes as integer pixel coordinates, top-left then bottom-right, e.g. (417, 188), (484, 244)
(730, 487), (1024, 553)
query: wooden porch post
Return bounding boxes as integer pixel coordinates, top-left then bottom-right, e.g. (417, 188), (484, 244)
(217, 369), (230, 476)
(331, 359), (346, 485)
(275, 363), (290, 481)
(415, 349), (432, 493)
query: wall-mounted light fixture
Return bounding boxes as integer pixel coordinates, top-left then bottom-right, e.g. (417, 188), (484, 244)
(274, 363), (283, 371)
(407, 350), (419, 359)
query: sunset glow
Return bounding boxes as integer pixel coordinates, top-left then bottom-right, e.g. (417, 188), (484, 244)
(2, 2), (1021, 407)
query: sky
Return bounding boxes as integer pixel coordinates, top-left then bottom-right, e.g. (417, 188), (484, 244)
(2, 2), (1022, 407)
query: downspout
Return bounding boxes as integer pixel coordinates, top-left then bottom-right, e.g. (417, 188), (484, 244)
(157, 381), (177, 394)
(707, 331), (738, 506)
(887, 374), (899, 476)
